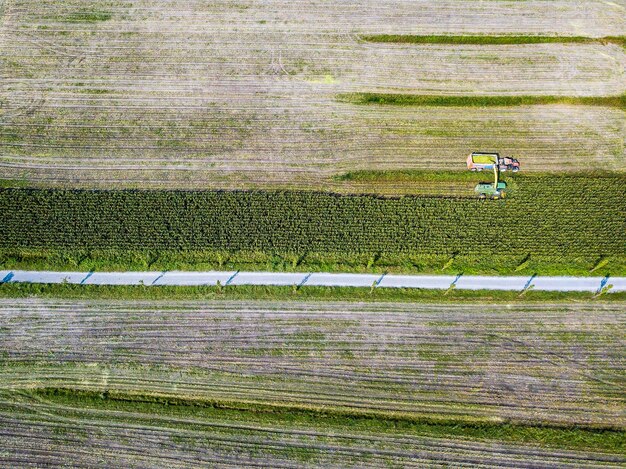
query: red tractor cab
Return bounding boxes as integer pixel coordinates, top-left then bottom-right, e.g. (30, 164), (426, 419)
(499, 156), (520, 172)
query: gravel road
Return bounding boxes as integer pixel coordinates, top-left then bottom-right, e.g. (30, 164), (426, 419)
(1, 270), (623, 292)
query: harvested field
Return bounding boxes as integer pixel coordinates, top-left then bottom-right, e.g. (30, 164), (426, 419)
(5, 0), (626, 37)
(1, 0), (625, 189)
(1, 391), (624, 469)
(1, 299), (624, 427)
(0, 390), (623, 469)
(0, 298), (624, 467)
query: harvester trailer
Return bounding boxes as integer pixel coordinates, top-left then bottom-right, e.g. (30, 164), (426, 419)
(467, 152), (520, 172)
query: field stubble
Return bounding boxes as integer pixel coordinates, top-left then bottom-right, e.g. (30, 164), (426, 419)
(1, 0), (625, 189)
(1, 299), (624, 428)
(0, 389), (624, 468)
(0, 298), (624, 467)
(1, 390), (623, 468)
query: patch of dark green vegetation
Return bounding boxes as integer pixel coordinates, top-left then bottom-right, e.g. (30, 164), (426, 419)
(335, 169), (620, 183)
(0, 174), (624, 275)
(61, 9), (112, 23)
(335, 169), (483, 183)
(28, 387), (626, 454)
(76, 89), (111, 95)
(361, 34), (626, 47)
(1, 282), (623, 303)
(337, 93), (626, 109)
(0, 179), (29, 189)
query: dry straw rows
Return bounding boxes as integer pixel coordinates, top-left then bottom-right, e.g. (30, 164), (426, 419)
(1, 0), (625, 188)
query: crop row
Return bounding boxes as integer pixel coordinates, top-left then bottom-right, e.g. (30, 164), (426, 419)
(0, 175), (624, 259)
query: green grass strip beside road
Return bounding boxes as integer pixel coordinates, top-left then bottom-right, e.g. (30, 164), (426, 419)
(1, 283), (624, 302)
(23, 388), (626, 454)
(361, 34), (626, 46)
(337, 93), (626, 109)
(1, 250), (625, 277)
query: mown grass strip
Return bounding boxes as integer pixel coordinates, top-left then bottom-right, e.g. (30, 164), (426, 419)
(27, 387), (626, 454)
(335, 169), (486, 183)
(337, 93), (626, 109)
(335, 169), (621, 183)
(361, 34), (626, 47)
(0, 283), (624, 303)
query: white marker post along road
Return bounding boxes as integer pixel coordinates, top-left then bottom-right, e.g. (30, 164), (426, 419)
(0, 270), (623, 293)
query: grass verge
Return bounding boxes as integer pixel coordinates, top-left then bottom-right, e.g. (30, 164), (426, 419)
(361, 34), (626, 47)
(337, 93), (626, 109)
(0, 283), (624, 302)
(1, 248), (624, 276)
(23, 387), (626, 454)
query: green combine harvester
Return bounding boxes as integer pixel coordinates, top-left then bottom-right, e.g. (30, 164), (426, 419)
(474, 166), (507, 199)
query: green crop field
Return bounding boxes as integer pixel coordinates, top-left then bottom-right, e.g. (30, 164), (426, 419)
(0, 299), (624, 466)
(1, 173), (624, 275)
